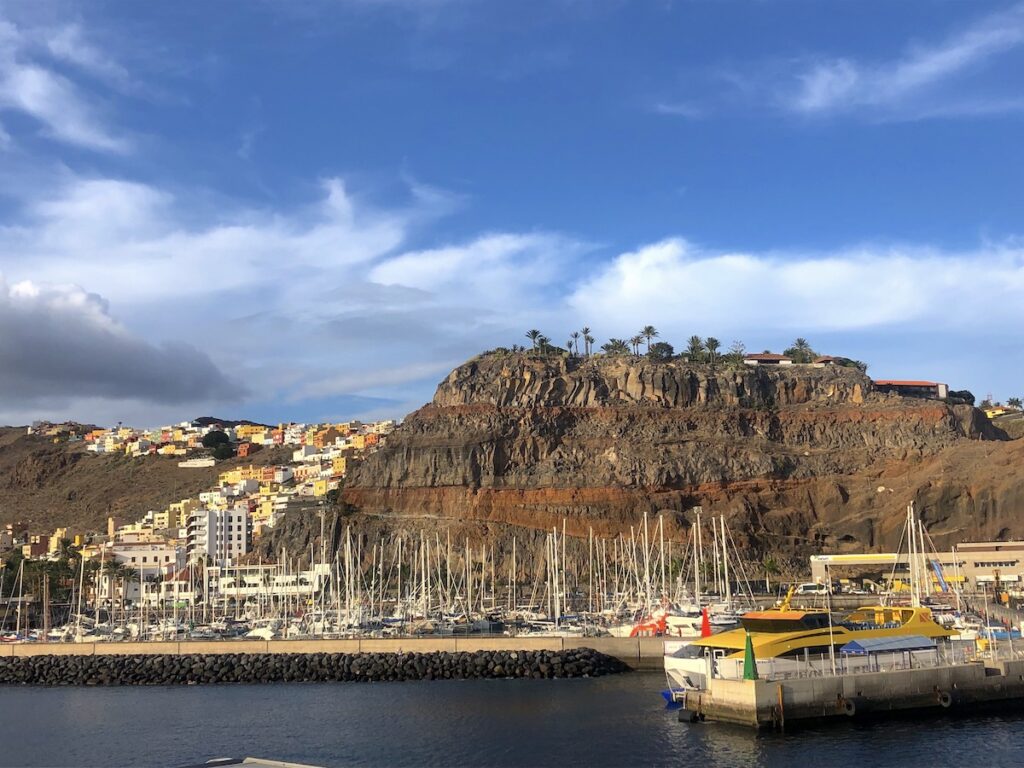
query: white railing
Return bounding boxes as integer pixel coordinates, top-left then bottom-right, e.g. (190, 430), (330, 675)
(714, 644), (978, 681)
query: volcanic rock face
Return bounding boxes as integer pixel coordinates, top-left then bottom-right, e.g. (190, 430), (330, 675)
(342, 353), (1022, 560)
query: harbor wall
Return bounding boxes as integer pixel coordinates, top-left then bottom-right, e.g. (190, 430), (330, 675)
(0, 637), (664, 670)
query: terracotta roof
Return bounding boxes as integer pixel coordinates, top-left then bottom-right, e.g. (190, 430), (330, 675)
(814, 355), (840, 363)
(744, 353), (791, 361)
(874, 380), (940, 387)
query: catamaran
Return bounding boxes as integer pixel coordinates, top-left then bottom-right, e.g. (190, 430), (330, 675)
(665, 583), (956, 694)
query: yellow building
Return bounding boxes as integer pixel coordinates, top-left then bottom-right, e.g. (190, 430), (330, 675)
(313, 479), (329, 497)
(48, 527), (72, 554)
(331, 456), (348, 477)
(219, 469), (242, 485)
(257, 499), (274, 521)
(985, 406), (1014, 419)
(235, 424), (266, 439)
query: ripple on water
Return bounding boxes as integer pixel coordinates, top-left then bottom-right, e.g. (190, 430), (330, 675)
(3, 673), (1024, 767)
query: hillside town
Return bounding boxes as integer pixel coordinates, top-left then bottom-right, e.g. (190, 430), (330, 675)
(3, 417), (397, 612)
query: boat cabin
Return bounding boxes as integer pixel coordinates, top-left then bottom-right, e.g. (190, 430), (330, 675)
(739, 611), (832, 633)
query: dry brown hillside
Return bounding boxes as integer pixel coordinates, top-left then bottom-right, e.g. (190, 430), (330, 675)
(0, 428), (288, 534)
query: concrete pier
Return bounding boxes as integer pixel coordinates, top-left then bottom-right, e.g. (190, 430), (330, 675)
(681, 659), (1024, 728)
(0, 636), (666, 670)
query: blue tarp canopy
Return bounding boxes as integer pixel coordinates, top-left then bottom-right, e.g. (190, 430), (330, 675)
(840, 635), (937, 655)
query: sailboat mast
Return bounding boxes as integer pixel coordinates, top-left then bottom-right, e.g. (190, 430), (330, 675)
(693, 515), (701, 606)
(721, 515), (732, 607)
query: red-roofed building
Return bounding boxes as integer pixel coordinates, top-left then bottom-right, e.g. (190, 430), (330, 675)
(874, 380), (949, 400)
(744, 353), (793, 366)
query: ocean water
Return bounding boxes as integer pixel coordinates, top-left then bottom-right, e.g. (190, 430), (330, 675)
(2, 673), (1024, 767)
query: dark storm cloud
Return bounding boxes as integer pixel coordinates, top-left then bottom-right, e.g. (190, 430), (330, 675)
(0, 279), (244, 405)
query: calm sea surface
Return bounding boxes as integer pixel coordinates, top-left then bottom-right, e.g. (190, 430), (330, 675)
(2, 672), (1024, 767)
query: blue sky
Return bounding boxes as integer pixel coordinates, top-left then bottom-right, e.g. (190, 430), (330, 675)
(0, 0), (1022, 426)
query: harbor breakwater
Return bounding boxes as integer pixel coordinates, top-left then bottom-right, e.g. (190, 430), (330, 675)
(0, 636), (666, 669)
(0, 648), (626, 686)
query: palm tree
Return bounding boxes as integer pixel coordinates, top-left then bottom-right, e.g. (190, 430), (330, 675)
(580, 327), (592, 356)
(728, 340), (746, 364)
(601, 338), (630, 354)
(785, 337), (814, 363)
(629, 334), (644, 356)
(687, 335), (705, 362)
(570, 331), (581, 356)
(705, 337), (721, 366)
(525, 329), (542, 351)
(641, 325), (659, 353)
(537, 335), (551, 353)
(121, 566), (139, 606)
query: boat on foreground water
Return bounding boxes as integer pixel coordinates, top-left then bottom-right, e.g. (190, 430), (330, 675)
(664, 592), (956, 694)
(174, 758), (325, 768)
(691, 603), (953, 658)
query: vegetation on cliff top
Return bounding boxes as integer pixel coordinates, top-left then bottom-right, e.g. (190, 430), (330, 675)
(483, 327), (869, 373)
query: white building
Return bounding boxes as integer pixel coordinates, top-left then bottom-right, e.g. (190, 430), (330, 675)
(94, 539), (184, 603)
(186, 508), (252, 566)
(292, 446), (318, 462)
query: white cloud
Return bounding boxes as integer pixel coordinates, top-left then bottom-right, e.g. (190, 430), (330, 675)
(293, 360), (461, 401)
(0, 16), (130, 151)
(652, 100), (704, 119)
(567, 238), (1024, 339)
(1, 176), (409, 303)
(370, 232), (586, 308)
(787, 3), (1024, 118)
(44, 23), (134, 92)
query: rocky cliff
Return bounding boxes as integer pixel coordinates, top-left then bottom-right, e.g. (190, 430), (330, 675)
(340, 353), (1022, 562)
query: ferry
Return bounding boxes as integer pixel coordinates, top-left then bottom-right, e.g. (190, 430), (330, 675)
(696, 604), (953, 660)
(664, 594), (955, 693)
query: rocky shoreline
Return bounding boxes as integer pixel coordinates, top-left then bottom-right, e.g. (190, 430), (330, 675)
(0, 648), (627, 686)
